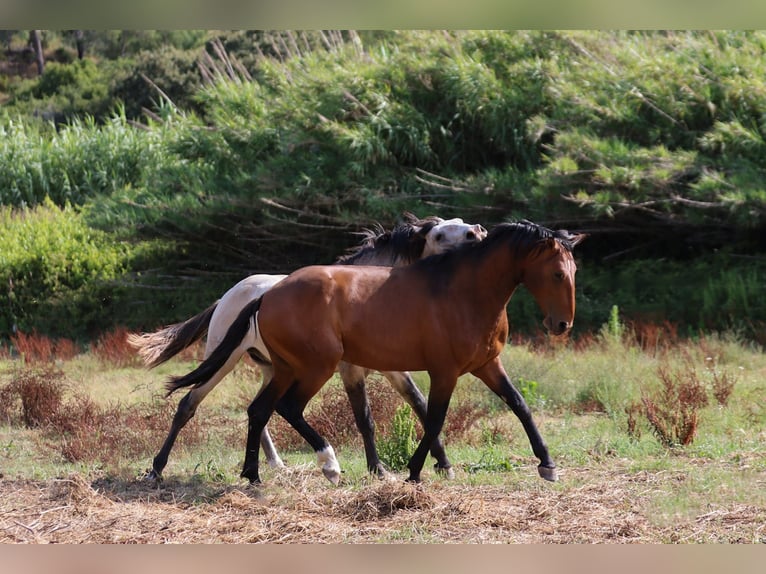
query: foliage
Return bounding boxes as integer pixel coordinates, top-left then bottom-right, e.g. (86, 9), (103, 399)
(7, 60), (114, 122)
(641, 361), (710, 447)
(0, 202), (133, 339)
(377, 404), (417, 471)
(109, 47), (205, 119)
(517, 377), (547, 409)
(1, 31), (766, 339)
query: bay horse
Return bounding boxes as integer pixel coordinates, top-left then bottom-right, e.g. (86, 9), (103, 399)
(166, 220), (585, 485)
(129, 214), (487, 481)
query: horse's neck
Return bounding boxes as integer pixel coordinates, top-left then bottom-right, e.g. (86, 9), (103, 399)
(342, 246), (413, 268)
(467, 248), (525, 312)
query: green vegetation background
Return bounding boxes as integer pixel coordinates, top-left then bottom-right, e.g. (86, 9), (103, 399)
(0, 30), (764, 343)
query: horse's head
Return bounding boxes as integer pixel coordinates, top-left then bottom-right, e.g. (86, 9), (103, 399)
(422, 217), (487, 257)
(522, 231), (586, 336)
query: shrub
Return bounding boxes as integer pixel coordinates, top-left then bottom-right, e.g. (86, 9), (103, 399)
(0, 365), (67, 427)
(7, 60), (113, 123)
(0, 202), (131, 339)
(641, 361), (709, 447)
(0, 365), (204, 465)
(377, 404), (417, 471)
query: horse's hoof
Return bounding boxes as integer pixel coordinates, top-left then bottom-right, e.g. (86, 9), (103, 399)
(434, 464), (455, 480)
(143, 469), (162, 483)
(317, 445), (341, 485)
(376, 468), (397, 482)
(322, 467), (341, 485)
(240, 469), (261, 484)
(538, 464), (558, 482)
(266, 457), (286, 470)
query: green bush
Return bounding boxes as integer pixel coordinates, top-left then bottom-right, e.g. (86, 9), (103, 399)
(0, 202), (132, 338)
(378, 404), (417, 471)
(7, 60), (114, 123)
(110, 47), (205, 120)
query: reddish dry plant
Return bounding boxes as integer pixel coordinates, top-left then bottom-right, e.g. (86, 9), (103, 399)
(695, 337), (738, 407)
(641, 361), (709, 447)
(708, 365), (737, 407)
(625, 401), (643, 440)
(0, 365), (204, 465)
(629, 319), (679, 355)
(263, 379), (427, 451)
(443, 402), (489, 440)
(90, 327), (143, 368)
(9, 330), (80, 364)
(0, 365), (66, 427)
(52, 399), (204, 465)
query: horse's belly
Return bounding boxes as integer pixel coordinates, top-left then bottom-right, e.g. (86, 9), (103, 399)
(339, 322), (430, 372)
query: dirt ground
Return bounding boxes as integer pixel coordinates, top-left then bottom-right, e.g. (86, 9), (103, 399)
(1, 465), (764, 544)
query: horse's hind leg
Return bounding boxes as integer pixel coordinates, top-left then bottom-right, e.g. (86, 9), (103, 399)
(148, 342), (246, 481)
(338, 362), (389, 479)
(382, 370), (454, 479)
(471, 357), (557, 482)
(274, 384), (341, 485)
(148, 389), (198, 480)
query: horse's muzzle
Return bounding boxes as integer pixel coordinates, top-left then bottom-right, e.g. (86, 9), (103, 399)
(544, 317), (572, 336)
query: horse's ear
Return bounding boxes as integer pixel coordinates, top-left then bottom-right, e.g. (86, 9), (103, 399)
(570, 233), (587, 247)
(417, 220), (438, 237)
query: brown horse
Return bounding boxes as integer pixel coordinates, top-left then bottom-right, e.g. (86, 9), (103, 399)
(131, 214), (486, 481)
(167, 220), (585, 484)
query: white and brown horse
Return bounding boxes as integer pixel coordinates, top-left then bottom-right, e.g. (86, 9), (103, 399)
(167, 221), (585, 485)
(130, 214), (486, 480)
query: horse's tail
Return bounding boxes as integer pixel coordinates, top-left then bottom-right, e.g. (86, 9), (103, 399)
(164, 297), (263, 396)
(127, 302), (219, 369)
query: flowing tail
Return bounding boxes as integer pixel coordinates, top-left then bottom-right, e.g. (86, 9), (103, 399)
(127, 302), (219, 368)
(164, 297), (263, 396)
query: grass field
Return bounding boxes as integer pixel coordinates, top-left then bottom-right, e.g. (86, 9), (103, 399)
(1, 328), (765, 543)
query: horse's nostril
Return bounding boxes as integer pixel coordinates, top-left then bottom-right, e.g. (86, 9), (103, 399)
(558, 321), (569, 333)
(466, 231), (476, 240)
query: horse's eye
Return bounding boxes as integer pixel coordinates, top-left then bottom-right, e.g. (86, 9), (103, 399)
(435, 233), (444, 242)
(554, 271), (565, 281)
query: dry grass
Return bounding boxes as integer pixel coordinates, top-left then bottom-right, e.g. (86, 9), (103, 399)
(1, 466), (764, 543)
(1, 325), (764, 544)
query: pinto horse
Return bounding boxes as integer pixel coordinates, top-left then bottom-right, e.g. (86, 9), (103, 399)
(167, 220), (585, 484)
(130, 214), (487, 481)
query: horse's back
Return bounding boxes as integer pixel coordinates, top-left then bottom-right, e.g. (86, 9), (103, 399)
(207, 273), (286, 352)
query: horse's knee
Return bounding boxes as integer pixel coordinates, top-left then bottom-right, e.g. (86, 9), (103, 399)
(175, 392), (199, 425)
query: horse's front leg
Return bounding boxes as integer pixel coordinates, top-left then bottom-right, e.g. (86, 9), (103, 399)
(254, 362), (285, 469)
(382, 370), (454, 478)
(275, 387), (341, 485)
(406, 371), (457, 483)
(471, 356), (557, 482)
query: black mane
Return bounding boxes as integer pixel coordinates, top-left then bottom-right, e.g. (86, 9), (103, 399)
(335, 214), (441, 267)
(479, 220), (579, 257)
(414, 220), (577, 289)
